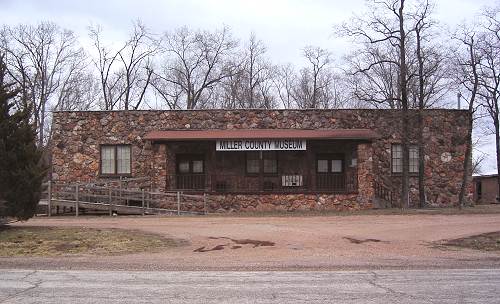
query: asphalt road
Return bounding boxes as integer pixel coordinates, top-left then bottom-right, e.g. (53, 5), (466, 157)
(0, 269), (499, 303)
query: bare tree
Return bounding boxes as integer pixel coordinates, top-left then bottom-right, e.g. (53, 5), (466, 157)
(150, 74), (183, 109)
(339, 0), (413, 208)
(217, 62), (245, 109)
(346, 44), (401, 108)
(451, 24), (482, 208)
(216, 33), (276, 109)
(88, 24), (125, 110)
(89, 22), (158, 110)
(413, 0), (434, 208)
(117, 21), (159, 110)
(300, 46), (332, 108)
(274, 63), (297, 109)
(477, 5), (500, 203)
(155, 26), (238, 109)
(241, 33), (272, 108)
(54, 70), (100, 111)
(274, 48), (346, 110)
(1, 22), (85, 146)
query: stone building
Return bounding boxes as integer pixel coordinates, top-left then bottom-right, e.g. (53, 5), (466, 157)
(473, 174), (499, 204)
(50, 109), (471, 212)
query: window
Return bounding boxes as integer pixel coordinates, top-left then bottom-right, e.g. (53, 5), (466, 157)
(178, 160), (190, 174)
(175, 154), (205, 190)
(245, 152), (278, 174)
(391, 145), (402, 173)
(316, 154), (343, 173)
(192, 160), (204, 173)
(316, 154), (345, 191)
(477, 181), (482, 199)
(246, 152), (260, 174)
(391, 144), (418, 174)
(331, 160), (343, 173)
(176, 154), (205, 174)
(263, 152), (277, 174)
(317, 160), (329, 173)
(100, 145), (131, 175)
(409, 146), (419, 173)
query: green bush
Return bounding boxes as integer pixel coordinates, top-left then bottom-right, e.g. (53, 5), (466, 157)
(0, 55), (46, 221)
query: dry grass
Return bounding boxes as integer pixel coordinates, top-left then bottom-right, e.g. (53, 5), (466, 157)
(439, 231), (500, 252)
(0, 226), (188, 257)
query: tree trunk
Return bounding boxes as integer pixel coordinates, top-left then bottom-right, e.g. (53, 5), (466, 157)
(418, 109), (425, 208)
(458, 38), (478, 209)
(416, 25), (425, 208)
(458, 112), (473, 209)
(495, 117), (500, 204)
(399, 0), (410, 209)
(402, 108), (410, 208)
(38, 98), (45, 147)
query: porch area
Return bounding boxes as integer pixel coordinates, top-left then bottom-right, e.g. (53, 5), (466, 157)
(144, 129), (378, 196)
(167, 171), (358, 193)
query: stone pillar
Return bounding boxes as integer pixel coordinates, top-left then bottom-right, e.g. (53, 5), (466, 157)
(150, 143), (168, 191)
(357, 143), (374, 206)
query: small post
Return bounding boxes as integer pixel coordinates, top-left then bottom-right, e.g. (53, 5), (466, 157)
(47, 181), (52, 217)
(75, 183), (79, 217)
(119, 176), (123, 205)
(177, 191), (181, 216)
(109, 187), (113, 216)
(141, 189), (145, 216)
(203, 193), (207, 215)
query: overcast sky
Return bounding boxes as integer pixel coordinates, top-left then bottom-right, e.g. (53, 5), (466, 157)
(0, 0), (497, 174)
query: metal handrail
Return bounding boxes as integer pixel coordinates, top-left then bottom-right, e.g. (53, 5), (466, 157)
(42, 180), (208, 217)
(374, 180), (394, 208)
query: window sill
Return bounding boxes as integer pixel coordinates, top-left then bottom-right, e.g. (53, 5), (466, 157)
(99, 174), (133, 178)
(391, 173), (419, 177)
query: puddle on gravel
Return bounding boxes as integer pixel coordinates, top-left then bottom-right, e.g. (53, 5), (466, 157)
(343, 237), (383, 244)
(194, 237), (275, 253)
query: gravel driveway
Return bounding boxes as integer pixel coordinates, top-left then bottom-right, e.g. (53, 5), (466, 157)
(2, 213), (500, 270)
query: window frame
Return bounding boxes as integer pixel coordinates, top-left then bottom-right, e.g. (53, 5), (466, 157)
(391, 144), (419, 175)
(476, 181), (482, 199)
(99, 144), (132, 177)
(245, 151), (279, 176)
(316, 153), (344, 174)
(263, 151), (278, 175)
(176, 154), (205, 175)
(245, 151), (261, 175)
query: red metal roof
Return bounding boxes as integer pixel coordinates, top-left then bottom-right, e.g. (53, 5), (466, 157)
(144, 129), (379, 141)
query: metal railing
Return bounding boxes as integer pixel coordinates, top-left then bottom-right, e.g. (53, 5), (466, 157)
(166, 172), (358, 193)
(374, 180), (394, 208)
(41, 181), (207, 216)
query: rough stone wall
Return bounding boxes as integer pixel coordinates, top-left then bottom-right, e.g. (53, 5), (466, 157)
(51, 109), (471, 209)
(206, 194), (364, 212)
(473, 176), (499, 204)
(357, 143), (374, 205)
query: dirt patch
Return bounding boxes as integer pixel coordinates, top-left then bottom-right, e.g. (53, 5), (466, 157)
(229, 238), (275, 247)
(3, 213), (500, 271)
(0, 226), (188, 257)
(194, 245), (226, 252)
(194, 237), (275, 253)
(343, 237), (382, 244)
(438, 231), (500, 252)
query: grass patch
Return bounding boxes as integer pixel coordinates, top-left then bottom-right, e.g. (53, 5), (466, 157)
(0, 226), (188, 257)
(439, 231), (500, 252)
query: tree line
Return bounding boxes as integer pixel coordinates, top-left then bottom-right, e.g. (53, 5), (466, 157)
(1, 0), (499, 210)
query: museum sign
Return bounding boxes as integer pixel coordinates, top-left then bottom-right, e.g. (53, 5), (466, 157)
(216, 139), (306, 151)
